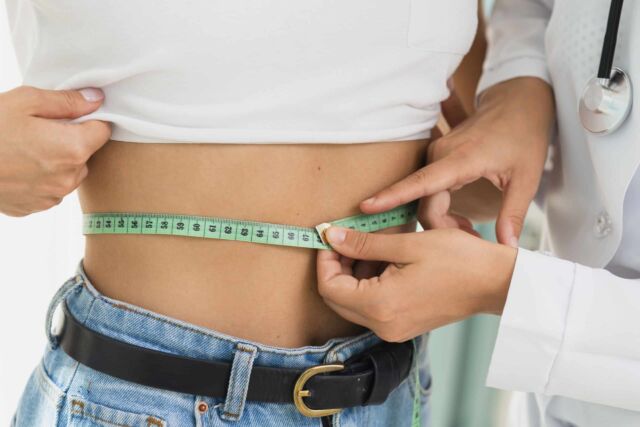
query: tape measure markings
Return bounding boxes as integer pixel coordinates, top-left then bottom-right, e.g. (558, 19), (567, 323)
(83, 203), (416, 250)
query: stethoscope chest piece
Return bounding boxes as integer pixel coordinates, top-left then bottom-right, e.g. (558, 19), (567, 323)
(579, 67), (632, 135)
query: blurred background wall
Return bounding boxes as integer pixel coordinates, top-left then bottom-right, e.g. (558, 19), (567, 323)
(0, 1), (542, 425)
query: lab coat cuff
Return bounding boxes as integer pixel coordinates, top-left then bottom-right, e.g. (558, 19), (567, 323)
(486, 248), (576, 393)
(476, 57), (551, 105)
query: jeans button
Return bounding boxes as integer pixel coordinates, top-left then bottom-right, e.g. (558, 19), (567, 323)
(197, 402), (209, 414)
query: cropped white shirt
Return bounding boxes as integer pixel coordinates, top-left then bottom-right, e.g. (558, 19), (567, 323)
(6, 0), (477, 144)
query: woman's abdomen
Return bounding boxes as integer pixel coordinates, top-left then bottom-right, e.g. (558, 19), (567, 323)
(79, 140), (426, 347)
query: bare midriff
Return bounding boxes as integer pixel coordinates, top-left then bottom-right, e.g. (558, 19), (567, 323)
(79, 139), (427, 347)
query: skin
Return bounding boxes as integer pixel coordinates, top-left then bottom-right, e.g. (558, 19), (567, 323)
(316, 77), (556, 340)
(317, 226), (516, 342)
(79, 140), (425, 347)
(362, 77), (555, 247)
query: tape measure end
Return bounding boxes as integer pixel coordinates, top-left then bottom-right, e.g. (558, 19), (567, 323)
(315, 223), (332, 246)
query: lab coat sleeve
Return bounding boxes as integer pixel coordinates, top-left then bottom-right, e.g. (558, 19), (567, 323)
(476, 0), (553, 96)
(487, 248), (640, 411)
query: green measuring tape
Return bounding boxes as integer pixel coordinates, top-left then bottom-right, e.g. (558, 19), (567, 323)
(412, 340), (423, 427)
(83, 203), (417, 250)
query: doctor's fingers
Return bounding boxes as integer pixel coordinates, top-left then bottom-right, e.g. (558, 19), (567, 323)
(316, 237), (406, 316)
(316, 249), (354, 285)
(360, 151), (486, 214)
(323, 227), (418, 264)
(317, 252), (386, 309)
(323, 297), (415, 343)
(353, 259), (386, 280)
(317, 265), (400, 327)
(322, 298), (377, 330)
(419, 191), (467, 229)
(496, 174), (539, 248)
(320, 276), (418, 343)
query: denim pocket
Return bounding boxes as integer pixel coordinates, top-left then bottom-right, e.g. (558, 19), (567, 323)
(12, 362), (66, 427)
(67, 397), (166, 427)
(407, 0), (478, 55)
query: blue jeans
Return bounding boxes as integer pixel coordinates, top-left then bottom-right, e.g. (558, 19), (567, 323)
(12, 260), (432, 426)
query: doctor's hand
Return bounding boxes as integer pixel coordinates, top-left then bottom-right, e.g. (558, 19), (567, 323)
(316, 226), (517, 342)
(0, 86), (111, 217)
(361, 77), (555, 247)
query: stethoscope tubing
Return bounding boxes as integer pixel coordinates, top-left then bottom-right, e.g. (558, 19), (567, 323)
(580, 0), (631, 135)
(599, 0), (624, 79)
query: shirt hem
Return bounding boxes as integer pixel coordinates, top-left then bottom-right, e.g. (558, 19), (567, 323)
(74, 113), (435, 144)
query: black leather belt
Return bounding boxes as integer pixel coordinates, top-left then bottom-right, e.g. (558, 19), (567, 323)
(58, 304), (414, 418)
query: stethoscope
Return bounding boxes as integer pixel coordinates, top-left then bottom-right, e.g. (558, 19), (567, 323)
(579, 0), (632, 135)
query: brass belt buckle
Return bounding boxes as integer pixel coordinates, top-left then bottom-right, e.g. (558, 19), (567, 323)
(293, 364), (345, 417)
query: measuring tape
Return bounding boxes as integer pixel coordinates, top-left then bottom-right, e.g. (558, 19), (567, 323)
(82, 203), (417, 250)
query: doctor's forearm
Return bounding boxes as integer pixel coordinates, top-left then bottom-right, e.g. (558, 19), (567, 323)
(489, 249), (640, 411)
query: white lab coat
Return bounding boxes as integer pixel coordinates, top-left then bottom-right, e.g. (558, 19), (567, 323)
(477, 0), (640, 425)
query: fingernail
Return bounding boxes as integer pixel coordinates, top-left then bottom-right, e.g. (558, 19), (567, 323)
(326, 227), (347, 245)
(362, 197), (376, 206)
(508, 236), (519, 248)
(447, 78), (455, 91)
(79, 88), (104, 102)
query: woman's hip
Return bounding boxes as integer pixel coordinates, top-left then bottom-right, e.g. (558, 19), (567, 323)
(12, 267), (432, 426)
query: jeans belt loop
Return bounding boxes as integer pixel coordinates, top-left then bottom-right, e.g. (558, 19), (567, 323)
(221, 343), (258, 422)
(46, 274), (83, 349)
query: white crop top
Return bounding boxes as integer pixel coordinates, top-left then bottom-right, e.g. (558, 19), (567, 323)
(6, 0), (477, 144)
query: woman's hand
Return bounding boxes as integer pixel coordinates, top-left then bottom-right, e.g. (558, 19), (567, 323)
(360, 77), (555, 247)
(316, 226), (517, 342)
(0, 86), (111, 216)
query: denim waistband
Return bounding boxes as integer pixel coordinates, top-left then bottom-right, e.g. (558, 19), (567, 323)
(47, 259), (385, 369)
(44, 259), (427, 422)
